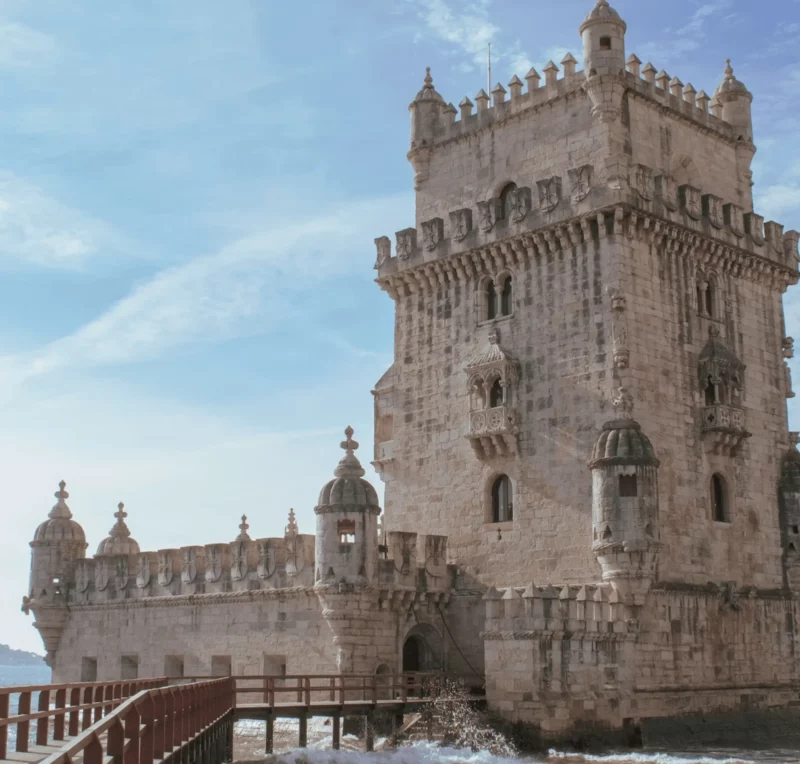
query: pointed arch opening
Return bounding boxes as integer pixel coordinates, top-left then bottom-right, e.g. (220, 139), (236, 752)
(711, 473), (729, 523)
(491, 475), (513, 523)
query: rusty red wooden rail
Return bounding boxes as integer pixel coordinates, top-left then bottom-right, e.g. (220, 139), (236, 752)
(36, 678), (234, 764)
(0, 678), (167, 760)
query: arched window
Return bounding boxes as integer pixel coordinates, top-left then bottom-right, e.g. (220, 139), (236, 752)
(489, 379), (504, 408)
(486, 280), (497, 320)
(711, 473), (729, 523)
(491, 475), (513, 523)
(499, 182), (517, 220)
(500, 276), (512, 316)
(705, 282), (715, 318)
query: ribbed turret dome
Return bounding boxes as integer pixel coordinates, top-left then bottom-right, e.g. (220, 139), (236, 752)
(714, 59), (750, 97)
(95, 502), (140, 557)
(32, 481), (87, 545)
(589, 389), (659, 468)
(413, 67), (445, 104)
(580, 0), (626, 31)
(316, 427), (380, 509)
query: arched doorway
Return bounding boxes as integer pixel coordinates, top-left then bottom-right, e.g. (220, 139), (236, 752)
(402, 636), (422, 673)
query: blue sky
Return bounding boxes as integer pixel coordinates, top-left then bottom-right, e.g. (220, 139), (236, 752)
(1, 0), (799, 653)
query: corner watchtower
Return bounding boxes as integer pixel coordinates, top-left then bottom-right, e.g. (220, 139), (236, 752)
(580, 0), (626, 77)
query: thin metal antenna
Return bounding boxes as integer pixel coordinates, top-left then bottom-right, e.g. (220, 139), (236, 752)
(488, 42), (492, 104)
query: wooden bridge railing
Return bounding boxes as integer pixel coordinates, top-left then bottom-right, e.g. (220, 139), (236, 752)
(37, 678), (234, 764)
(0, 677), (168, 759)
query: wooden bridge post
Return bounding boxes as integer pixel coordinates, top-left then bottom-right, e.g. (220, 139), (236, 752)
(264, 711), (274, 754)
(53, 688), (66, 741)
(298, 712), (308, 748)
(16, 690), (31, 752)
(36, 688), (50, 746)
(331, 713), (341, 750)
(364, 712), (374, 752)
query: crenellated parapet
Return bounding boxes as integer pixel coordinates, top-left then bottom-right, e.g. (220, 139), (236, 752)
(69, 509), (316, 605)
(482, 583), (636, 641)
(376, 196), (799, 301)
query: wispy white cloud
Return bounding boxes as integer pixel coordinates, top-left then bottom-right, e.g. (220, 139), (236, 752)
(407, 0), (533, 79)
(0, 19), (55, 69)
(0, 172), (125, 269)
(639, 0), (733, 61)
(755, 183), (800, 222)
(0, 193), (409, 385)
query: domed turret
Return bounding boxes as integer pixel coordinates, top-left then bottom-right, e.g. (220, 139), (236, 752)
(580, 0), (626, 77)
(314, 427), (381, 586)
(95, 502), (140, 557)
(589, 389), (660, 604)
(29, 481), (87, 600)
(714, 59), (753, 142)
(408, 68), (446, 188)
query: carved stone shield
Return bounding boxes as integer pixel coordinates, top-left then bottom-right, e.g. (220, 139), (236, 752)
(680, 184), (702, 220)
(373, 236), (391, 269)
(568, 165), (592, 203)
(205, 545), (222, 583)
(158, 550), (174, 586)
(766, 221), (785, 254)
(745, 212), (765, 245)
(94, 559), (109, 592)
(724, 203), (744, 237)
(424, 535), (447, 578)
(75, 559), (91, 593)
(477, 199), (497, 232)
(537, 177), (562, 212)
(449, 208), (472, 241)
(655, 174), (678, 211)
(136, 554), (151, 589)
(509, 187), (531, 223)
(257, 540), (277, 579)
(633, 164), (653, 201)
(703, 194), (723, 229)
(181, 548), (197, 584)
(285, 536), (305, 577)
(114, 557), (128, 591)
(393, 532), (417, 575)
(231, 540), (249, 581)
(421, 218), (444, 251)
(395, 228), (417, 261)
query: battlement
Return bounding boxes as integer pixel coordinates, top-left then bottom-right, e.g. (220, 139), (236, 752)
(375, 173), (799, 294)
(418, 49), (739, 154)
(482, 583), (635, 639)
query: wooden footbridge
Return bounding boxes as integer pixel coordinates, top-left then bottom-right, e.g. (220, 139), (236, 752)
(0, 673), (482, 763)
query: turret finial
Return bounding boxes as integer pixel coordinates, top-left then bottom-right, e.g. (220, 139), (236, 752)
(48, 480), (72, 520)
(613, 387), (634, 419)
(108, 501), (131, 539)
(725, 58), (734, 80)
(237, 514), (250, 541)
(286, 508), (299, 537)
(424, 66), (433, 87)
(115, 502), (127, 523)
(341, 426), (359, 454)
(334, 426), (366, 479)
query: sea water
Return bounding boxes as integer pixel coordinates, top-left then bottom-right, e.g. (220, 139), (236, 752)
(0, 662), (52, 751)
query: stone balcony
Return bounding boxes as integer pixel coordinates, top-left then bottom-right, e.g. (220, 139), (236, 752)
(467, 406), (518, 459)
(701, 404), (751, 455)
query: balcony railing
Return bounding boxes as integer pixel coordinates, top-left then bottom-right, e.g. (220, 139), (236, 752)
(701, 404), (750, 455)
(467, 406), (518, 459)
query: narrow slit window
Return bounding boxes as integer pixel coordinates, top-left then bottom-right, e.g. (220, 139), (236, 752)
(486, 280), (497, 320)
(338, 519), (356, 544)
(712, 473), (729, 523)
(501, 277), (512, 316)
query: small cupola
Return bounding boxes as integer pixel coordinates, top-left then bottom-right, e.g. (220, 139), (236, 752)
(579, 0), (627, 78)
(32, 481), (87, 547)
(314, 427), (381, 586)
(95, 502), (140, 557)
(714, 59), (753, 141)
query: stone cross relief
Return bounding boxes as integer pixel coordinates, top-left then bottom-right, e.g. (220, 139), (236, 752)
(537, 177), (562, 212)
(477, 199), (497, 232)
(634, 164), (653, 201)
(422, 218), (443, 251)
(569, 165), (592, 203)
(450, 208), (472, 241)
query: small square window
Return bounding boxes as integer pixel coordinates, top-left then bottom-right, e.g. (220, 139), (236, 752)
(121, 655), (139, 680)
(619, 474), (638, 497)
(338, 519), (356, 544)
(599, 36), (612, 50)
(211, 655), (232, 676)
(81, 657), (97, 682)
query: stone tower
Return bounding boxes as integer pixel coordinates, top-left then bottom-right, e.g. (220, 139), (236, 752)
(25, 481), (87, 665)
(372, 0), (798, 594)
